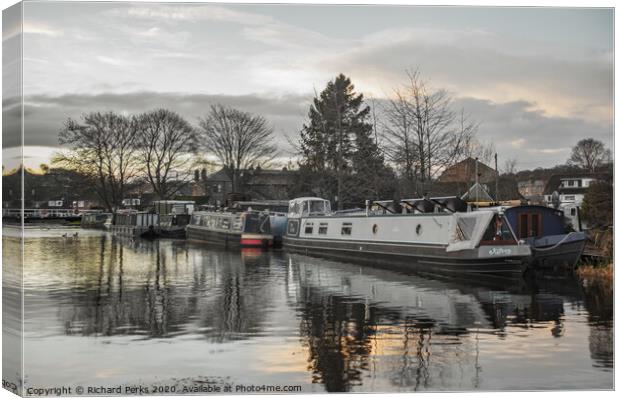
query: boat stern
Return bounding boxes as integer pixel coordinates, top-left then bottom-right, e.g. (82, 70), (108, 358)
(240, 233), (274, 249)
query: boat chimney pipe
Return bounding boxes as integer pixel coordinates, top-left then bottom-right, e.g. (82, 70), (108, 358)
(495, 153), (499, 203)
(475, 157), (479, 206)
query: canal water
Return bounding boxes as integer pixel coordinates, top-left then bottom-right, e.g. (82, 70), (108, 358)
(3, 227), (613, 393)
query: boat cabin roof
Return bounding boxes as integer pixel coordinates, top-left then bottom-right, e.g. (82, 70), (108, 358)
(152, 200), (195, 205)
(288, 197), (331, 218)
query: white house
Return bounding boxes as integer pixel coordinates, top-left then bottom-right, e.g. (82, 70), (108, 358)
(543, 173), (607, 230)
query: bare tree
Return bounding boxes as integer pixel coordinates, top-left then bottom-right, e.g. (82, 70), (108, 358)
(53, 112), (139, 211)
(382, 92), (416, 184)
(197, 104), (278, 192)
(502, 158), (518, 175)
(136, 109), (198, 200)
(382, 70), (477, 187)
(461, 128), (495, 166)
(568, 138), (611, 172)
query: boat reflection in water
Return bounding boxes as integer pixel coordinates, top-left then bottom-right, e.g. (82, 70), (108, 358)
(17, 230), (612, 392)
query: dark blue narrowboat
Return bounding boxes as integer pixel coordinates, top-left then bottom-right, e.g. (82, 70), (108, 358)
(503, 205), (586, 271)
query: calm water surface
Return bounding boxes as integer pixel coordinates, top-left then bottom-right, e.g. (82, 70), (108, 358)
(5, 227), (614, 392)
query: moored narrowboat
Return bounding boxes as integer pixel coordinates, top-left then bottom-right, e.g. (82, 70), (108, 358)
(186, 210), (273, 249)
(80, 212), (112, 229)
(503, 205), (586, 271)
(283, 197), (532, 276)
(151, 200), (195, 239)
(230, 200), (289, 247)
(110, 210), (159, 238)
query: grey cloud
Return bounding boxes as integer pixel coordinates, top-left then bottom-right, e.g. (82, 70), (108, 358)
(19, 91), (313, 148)
(451, 97), (613, 168)
(12, 91), (613, 171)
(330, 29), (612, 122)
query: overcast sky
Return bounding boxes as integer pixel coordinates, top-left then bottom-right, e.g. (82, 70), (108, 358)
(2, 1), (614, 171)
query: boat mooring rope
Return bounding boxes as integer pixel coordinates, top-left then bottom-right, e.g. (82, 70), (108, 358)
(530, 232), (580, 252)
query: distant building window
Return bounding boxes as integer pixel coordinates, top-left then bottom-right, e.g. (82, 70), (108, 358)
(570, 208), (577, 216)
(341, 223), (352, 236)
(563, 195), (575, 201)
(216, 184), (222, 193)
(122, 198), (140, 206)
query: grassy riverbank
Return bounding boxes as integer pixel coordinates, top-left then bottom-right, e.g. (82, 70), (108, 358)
(576, 262), (613, 284)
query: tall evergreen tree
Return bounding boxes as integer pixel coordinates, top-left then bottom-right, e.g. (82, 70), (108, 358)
(351, 127), (396, 203)
(298, 74), (384, 209)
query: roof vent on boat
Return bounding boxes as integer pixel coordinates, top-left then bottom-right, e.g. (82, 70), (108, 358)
(432, 197), (468, 213)
(401, 199), (435, 213)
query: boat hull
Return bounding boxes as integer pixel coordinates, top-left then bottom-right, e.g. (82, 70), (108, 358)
(186, 225), (272, 249)
(529, 233), (586, 271)
(159, 227), (187, 239)
(283, 236), (530, 276)
(80, 222), (108, 230)
(110, 225), (153, 238)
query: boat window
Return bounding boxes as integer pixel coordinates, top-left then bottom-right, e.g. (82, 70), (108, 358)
(341, 223), (352, 236)
(482, 215), (516, 243)
(305, 222), (314, 234)
(455, 217), (477, 241)
(319, 223), (328, 235)
(287, 220), (299, 235)
(260, 215), (271, 234)
(232, 215), (243, 230)
(309, 200), (326, 215)
(244, 214), (259, 233)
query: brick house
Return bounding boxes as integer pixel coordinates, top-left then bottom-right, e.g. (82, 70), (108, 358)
(438, 157), (498, 184)
(205, 167), (296, 206)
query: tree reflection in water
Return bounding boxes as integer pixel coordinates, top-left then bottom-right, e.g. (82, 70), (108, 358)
(18, 233), (613, 392)
(54, 237), (275, 341)
(298, 290), (375, 391)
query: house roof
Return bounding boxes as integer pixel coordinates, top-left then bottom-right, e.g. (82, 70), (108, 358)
(207, 167), (295, 185)
(439, 157), (498, 183)
(208, 168), (233, 182)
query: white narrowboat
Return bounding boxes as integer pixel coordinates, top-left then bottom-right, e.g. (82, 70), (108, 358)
(283, 197), (532, 276)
